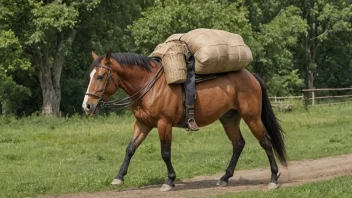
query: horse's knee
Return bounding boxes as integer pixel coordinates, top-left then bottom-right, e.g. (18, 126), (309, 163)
(161, 150), (171, 162)
(234, 136), (245, 150)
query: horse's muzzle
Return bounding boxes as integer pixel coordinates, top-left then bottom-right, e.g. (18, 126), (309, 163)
(83, 102), (99, 115)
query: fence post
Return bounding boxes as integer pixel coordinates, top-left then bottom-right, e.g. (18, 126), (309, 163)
(312, 90), (315, 106)
(303, 91), (308, 110)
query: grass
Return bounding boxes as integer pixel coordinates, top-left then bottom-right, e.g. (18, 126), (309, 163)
(0, 104), (352, 197)
(214, 175), (352, 198)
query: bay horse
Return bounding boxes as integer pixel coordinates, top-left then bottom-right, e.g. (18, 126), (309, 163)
(82, 51), (287, 191)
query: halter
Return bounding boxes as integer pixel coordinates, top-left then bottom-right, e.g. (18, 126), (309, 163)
(85, 64), (163, 110)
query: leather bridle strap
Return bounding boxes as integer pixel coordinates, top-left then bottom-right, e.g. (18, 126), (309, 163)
(102, 67), (163, 110)
(85, 64), (163, 110)
(84, 64), (119, 102)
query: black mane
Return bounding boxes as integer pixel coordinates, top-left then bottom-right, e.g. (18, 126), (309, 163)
(90, 53), (156, 72)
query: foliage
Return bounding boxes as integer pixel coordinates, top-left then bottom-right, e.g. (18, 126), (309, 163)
(127, 0), (252, 54)
(0, 28), (32, 115)
(267, 69), (305, 96)
(0, 73), (31, 115)
(250, 6), (307, 78)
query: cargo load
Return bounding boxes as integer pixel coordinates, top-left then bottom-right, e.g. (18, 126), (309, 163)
(151, 41), (187, 84)
(151, 28), (253, 84)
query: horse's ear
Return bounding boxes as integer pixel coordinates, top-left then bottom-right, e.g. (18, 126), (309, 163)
(91, 51), (99, 60)
(105, 50), (111, 64)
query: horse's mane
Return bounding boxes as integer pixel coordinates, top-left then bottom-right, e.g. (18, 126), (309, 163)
(90, 53), (157, 72)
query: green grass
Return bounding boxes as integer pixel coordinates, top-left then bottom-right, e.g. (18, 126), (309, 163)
(214, 175), (352, 198)
(1, 104), (352, 197)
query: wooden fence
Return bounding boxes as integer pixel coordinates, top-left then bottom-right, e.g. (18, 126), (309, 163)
(268, 95), (303, 111)
(302, 88), (352, 108)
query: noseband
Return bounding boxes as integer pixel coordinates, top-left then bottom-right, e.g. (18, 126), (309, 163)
(85, 64), (119, 103)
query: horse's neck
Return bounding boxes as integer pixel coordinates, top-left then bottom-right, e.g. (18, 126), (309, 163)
(118, 65), (160, 98)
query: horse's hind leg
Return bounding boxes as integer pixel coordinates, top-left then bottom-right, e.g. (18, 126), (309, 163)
(242, 115), (280, 189)
(217, 109), (245, 187)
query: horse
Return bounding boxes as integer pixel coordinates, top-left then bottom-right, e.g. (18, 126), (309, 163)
(82, 51), (287, 191)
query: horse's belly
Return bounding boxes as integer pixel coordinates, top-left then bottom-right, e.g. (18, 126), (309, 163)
(194, 79), (235, 127)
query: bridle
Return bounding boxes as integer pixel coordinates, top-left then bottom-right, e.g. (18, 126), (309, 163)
(85, 64), (163, 110)
(85, 64), (119, 103)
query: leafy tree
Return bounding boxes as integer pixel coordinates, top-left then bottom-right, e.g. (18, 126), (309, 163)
(0, 28), (31, 115)
(283, 0), (352, 89)
(1, 0), (144, 116)
(0, 0), (101, 115)
(128, 0), (252, 54)
(249, 6), (307, 95)
(61, 0), (144, 115)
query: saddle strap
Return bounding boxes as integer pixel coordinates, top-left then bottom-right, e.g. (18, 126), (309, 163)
(182, 55), (199, 131)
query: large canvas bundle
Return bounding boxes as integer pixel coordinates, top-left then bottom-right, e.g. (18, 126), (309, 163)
(179, 29), (253, 75)
(151, 29), (253, 84)
(151, 41), (187, 84)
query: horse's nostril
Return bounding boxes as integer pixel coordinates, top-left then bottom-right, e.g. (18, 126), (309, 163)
(87, 104), (91, 110)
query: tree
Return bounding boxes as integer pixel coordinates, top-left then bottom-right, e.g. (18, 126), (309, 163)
(0, 0), (101, 115)
(61, 0), (144, 115)
(249, 6), (307, 95)
(128, 0), (252, 54)
(0, 27), (31, 115)
(283, 0), (352, 89)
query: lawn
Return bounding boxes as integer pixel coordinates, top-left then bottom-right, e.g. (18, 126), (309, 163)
(0, 104), (352, 197)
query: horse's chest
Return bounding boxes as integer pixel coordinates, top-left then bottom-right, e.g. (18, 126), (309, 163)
(133, 108), (157, 127)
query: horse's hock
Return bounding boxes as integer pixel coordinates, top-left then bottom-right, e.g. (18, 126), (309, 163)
(151, 28), (253, 84)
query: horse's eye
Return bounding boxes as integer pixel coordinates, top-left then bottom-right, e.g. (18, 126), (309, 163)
(97, 74), (104, 80)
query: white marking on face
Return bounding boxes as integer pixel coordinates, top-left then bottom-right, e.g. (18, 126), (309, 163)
(82, 69), (96, 110)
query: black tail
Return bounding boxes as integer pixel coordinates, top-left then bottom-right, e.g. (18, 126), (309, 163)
(253, 74), (287, 166)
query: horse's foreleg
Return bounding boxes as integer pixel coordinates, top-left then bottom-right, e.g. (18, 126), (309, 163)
(157, 121), (176, 192)
(112, 120), (152, 185)
(217, 110), (245, 187)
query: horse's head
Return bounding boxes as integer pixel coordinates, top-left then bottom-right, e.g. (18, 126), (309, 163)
(82, 51), (119, 115)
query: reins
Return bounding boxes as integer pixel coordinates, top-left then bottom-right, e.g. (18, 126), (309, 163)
(85, 65), (163, 111)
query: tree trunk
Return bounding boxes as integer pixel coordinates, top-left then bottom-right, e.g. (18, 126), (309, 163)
(304, 8), (317, 90)
(307, 70), (314, 89)
(36, 30), (77, 116)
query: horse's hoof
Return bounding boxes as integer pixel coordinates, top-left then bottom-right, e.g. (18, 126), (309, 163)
(268, 182), (279, 189)
(111, 179), (124, 185)
(160, 184), (174, 192)
(216, 180), (228, 187)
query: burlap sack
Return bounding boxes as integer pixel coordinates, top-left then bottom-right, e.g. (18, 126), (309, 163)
(180, 29), (253, 75)
(166, 33), (184, 43)
(151, 41), (187, 84)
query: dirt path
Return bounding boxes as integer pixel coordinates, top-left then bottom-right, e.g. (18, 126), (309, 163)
(52, 154), (352, 198)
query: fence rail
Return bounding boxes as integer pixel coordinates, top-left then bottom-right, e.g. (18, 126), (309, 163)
(302, 88), (352, 107)
(268, 95), (303, 103)
(268, 96), (303, 99)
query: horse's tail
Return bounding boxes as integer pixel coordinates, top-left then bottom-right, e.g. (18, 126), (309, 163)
(253, 73), (287, 166)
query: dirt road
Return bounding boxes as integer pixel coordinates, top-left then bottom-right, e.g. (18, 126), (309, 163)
(51, 154), (352, 198)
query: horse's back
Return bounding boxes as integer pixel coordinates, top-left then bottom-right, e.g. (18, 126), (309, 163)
(194, 69), (262, 127)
